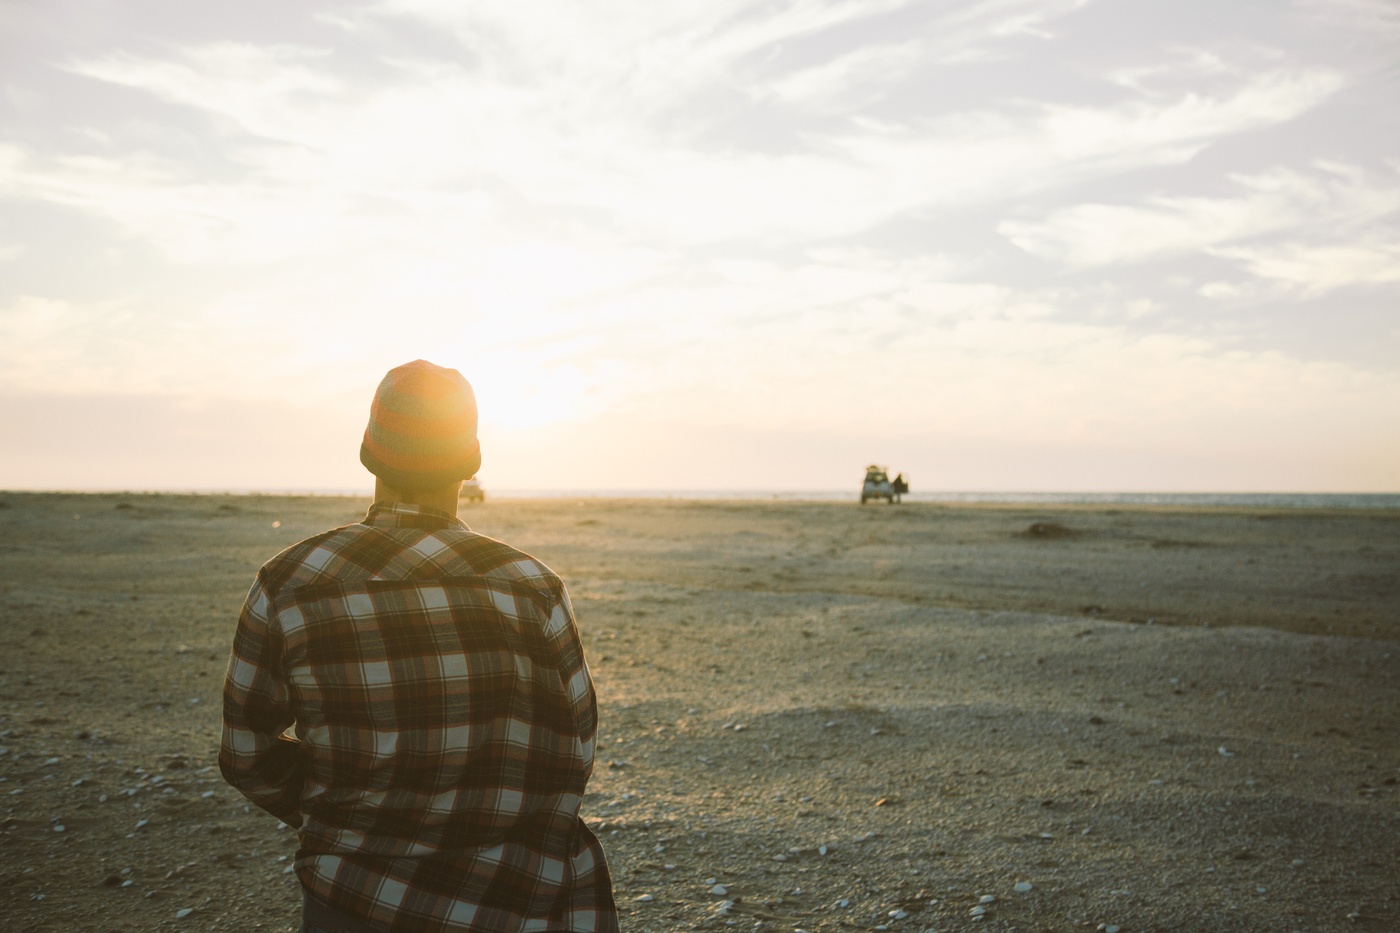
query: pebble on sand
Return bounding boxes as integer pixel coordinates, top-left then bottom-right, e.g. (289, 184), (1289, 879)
(1014, 881), (1033, 893)
(175, 908), (194, 919)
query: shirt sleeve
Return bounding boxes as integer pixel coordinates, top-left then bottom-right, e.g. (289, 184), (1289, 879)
(219, 573), (305, 826)
(549, 582), (599, 773)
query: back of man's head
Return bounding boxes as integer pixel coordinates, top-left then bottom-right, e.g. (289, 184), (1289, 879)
(359, 360), (482, 490)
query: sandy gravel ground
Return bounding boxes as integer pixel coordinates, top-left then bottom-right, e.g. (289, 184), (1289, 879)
(1, 493), (1396, 933)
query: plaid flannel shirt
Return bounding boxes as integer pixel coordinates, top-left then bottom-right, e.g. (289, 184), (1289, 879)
(220, 502), (617, 932)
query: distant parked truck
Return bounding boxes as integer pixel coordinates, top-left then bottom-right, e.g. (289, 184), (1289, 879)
(861, 465), (909, 504)
(461, 477), (485, 503)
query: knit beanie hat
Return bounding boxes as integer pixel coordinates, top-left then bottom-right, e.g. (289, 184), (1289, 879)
(360, 360), (482, 490)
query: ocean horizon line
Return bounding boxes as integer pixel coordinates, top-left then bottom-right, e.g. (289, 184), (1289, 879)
(3, 488), (1398, 509)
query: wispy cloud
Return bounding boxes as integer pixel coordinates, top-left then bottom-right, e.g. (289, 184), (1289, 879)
(1294, 0), (1400, 39)
(67, 43), (341, 118)
(1000, 162), (1400, 267)
(1211, 240), (1400, 295)
(758, 39), (927, 109)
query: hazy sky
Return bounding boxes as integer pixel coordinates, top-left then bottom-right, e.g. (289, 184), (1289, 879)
(3, 0), (1398, 492)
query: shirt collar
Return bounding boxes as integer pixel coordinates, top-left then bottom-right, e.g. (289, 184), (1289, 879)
(362, 501), (469, 532)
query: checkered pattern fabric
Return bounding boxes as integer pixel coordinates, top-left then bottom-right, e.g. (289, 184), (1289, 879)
(220, 502), (617, 932)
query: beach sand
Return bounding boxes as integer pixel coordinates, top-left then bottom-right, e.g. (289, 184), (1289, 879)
(1, 493), (1396, 932)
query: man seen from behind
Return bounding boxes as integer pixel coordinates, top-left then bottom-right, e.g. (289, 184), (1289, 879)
(220, 360), (618, 932)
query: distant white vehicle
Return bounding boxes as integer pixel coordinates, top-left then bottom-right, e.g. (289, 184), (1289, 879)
(860, 465), (908, 504)
(461, 478), (485, 503)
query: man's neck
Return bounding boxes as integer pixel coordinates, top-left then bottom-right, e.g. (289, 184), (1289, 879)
(373, 478), (462, 517)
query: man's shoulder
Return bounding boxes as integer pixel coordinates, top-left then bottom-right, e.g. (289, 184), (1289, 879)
(255, 522), (563, 598)
(255, 523), (366, 592)
(448, 531), (564, 593)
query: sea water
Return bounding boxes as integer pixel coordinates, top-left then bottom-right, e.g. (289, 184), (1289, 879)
(130, 489), (1400, 510)
(484, 490), (1400, 509)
